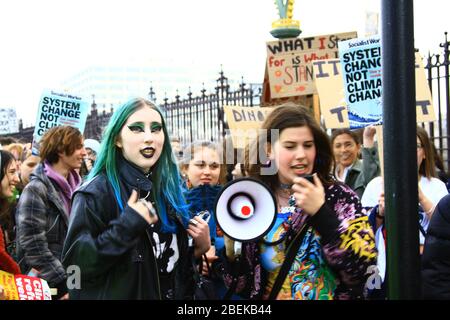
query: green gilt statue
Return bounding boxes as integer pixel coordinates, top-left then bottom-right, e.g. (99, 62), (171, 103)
(271, 0), (302, 39)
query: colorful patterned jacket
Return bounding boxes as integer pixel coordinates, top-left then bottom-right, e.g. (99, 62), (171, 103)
(222, 182), (377, 300)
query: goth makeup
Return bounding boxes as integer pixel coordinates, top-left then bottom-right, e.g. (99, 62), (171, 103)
(116, 107), (165, 172)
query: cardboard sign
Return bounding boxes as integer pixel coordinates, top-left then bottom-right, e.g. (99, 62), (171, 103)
(0, 108), (19, 134)
(32, 90), (89, 155)
(223, 106), (274, 149)
(339, 35), (383, 129)
(0, 270), (52, 300)
(415, 52), (435, 122)
(312, 59), (349, 128)
(313, 53), (435, 129)
(266, 31), (357, 99)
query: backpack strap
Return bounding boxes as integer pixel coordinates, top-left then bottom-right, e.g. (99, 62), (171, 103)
(268, 223), (310, 300)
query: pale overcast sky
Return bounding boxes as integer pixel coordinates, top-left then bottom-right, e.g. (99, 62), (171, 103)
(0, 0), (448, 126)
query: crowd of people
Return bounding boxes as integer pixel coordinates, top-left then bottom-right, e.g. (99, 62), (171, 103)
(1, 97), (449, 300)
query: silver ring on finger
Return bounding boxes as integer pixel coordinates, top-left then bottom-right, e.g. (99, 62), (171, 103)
(139, 199), (156, 217)
(189, 218), (198, 226)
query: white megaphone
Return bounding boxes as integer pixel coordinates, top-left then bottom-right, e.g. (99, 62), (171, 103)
(214, 178), (277, 242)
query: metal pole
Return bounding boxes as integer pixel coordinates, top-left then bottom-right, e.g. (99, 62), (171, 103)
(382, 0), (421, 299)
(442, 33), (450, 171)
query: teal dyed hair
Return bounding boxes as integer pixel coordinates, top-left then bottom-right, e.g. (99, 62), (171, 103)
(88, 98), (189, 233)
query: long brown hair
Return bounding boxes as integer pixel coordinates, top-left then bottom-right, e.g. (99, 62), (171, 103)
(247, 103), (334, 192)
(0, 150), (16, 236)
(417, 126), (436, 179)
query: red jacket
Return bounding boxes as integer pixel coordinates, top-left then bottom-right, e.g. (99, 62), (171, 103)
(0, 226), (20, 275)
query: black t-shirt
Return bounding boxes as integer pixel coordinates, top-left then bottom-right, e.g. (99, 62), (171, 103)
(148, 222), (180, 300)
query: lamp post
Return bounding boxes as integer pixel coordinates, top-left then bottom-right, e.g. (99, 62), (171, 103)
(382, 0), (420, 299)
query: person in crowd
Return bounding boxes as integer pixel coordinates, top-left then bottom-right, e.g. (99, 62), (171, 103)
(362, 126), (448, 299)
(170, 136), (183, 163)
(0, 150), (21, 274)
(431, 143), (450, 190)
(362, 126), (448, 251)
(17, 148), (41, 192)
(221, 135), (247, 183)
(422, 193), (450, 299)
(222, 103), (377, 300)
(181, 140), (227, 299)
(3, 143), (24, 171)
(231, 163), (247, 180)
(0, 224), (21, 301)
(0, 226), (20, 275)
(0, 137), (18, 148)
(15, 126), (86, 300)
(83, 138), (100, 173)
(225, 136), (249, 181)
(331, 126), (380, 198)
(62, 98), (210, 300)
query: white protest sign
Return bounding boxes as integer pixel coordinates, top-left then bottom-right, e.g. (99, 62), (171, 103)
(339, 35), (382, 129)
(0, 108), (19, 134)
(313, 53), (435, 129)
(32, 90), (89, 155)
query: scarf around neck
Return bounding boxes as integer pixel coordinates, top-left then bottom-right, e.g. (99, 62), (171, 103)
(43, 160), (81, 215)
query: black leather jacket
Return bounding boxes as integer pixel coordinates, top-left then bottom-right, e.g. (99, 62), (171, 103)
(62, 155), (195, 300)
(422, 194), (450, 299)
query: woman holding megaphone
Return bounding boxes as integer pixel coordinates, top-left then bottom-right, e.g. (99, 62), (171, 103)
(222, 103), (377, 300)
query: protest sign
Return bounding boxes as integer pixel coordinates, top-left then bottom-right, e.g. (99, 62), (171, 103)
(312, 59), (349, 128)
(0, 270), (52, 300)
(266, 31), (357, 99)
(32, 90), (89, 155)
(313, 52), (435, 129)
(339, 35), (382, 129)
(0, 108), (19, 134)
(223, 106), (274, 149)
(414, 52), (435, 122)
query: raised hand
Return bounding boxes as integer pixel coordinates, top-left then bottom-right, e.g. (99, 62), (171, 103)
(291, 173), (325, 216)
(363, 125), (377, 148)
(127, 189), (159, 225)
(187, 216), (211, 258)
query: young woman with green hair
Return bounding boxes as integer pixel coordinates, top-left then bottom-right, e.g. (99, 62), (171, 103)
(62, 98), (210, 300)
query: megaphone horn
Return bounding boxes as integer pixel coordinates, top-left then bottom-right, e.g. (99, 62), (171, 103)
(227, 192), (256, 220)
(215, 178), (277, 242)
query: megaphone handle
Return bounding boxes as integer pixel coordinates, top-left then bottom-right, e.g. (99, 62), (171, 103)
(234, 241), (242, 256)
